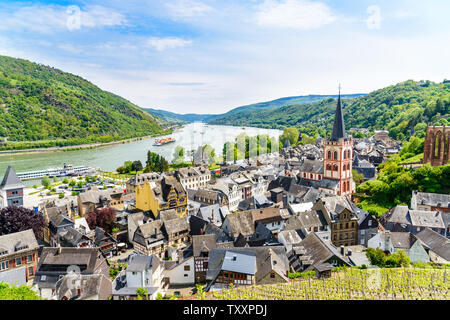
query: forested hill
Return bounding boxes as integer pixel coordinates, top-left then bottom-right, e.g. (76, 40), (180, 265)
(147, 94), (365, 124)
(0, 55), (164, 148)
(208, 80), (450, 140)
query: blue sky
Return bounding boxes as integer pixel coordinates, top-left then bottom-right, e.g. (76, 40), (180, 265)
(0, 0), (449, 114)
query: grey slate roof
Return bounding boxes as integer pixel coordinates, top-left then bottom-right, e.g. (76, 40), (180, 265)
(329, 94), (348, 142)
(164, 217), (189, 235)
(192, 234), (217, 257)
(126, 255), (159, 273)
(222, 251), (256, 275)
(409, 210), (445, 229)
(0, 165), (25, 190)
(415, 228), (450, 261)
(224, 210), (255, 238)
(411, 191), (450, 209)
(0, 229), (39, 255)
(56, 274), (112, 300)
(298, 159), (324, 174)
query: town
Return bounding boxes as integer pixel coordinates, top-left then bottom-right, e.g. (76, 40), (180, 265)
(0, 94), (448, 300)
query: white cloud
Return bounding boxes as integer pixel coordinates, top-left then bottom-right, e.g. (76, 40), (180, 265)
(0, 4), (126, 33)
(166, 0), (213, 18)
(255, 0), (336, 29)
(145, 37), (192, 51)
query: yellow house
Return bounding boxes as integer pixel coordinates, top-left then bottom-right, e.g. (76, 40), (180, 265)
(135, 177), (187, 218)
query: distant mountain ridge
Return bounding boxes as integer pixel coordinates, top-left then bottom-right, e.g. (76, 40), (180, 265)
(208, 80), (450, 140)
(146, 93), (366, 124)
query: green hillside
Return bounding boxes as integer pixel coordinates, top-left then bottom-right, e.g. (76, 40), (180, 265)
(145, 108), (213, 124)
(0, 55), (165, 149)
(208, 80), (450, 140)
(215, 93), (365, 118)
(147, 94), (365, 124)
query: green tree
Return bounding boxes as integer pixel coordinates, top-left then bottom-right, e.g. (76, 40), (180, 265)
(202, 144), (216, 163)
(132, 160), (143, 172)
(366, 248), (387, 267)
(136, 288), (149, 300)
(116, 166), (127, 174)
(0, 282), (42, 300)
(196, 284), (206, 300)
(124, 161), (133, 173)
(280, 127), (299, 146)
(41, 176), (51, 189)
(172, 145), (185, 165)
(352, 170), (364, 187)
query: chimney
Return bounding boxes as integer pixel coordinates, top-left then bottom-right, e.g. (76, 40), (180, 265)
(282, 195), (288, 208)
(77, 288), (82, 297)
(154, 228), (158, 238)
(340, 246), (344, 255)
(347, 249), (352, 256)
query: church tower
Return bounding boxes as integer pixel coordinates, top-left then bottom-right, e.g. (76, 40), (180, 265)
(322, 87), (355, 196)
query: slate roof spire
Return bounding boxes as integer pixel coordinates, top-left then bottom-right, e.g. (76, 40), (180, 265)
(330, 84), (348, 141)
(0, 165), (25, 190)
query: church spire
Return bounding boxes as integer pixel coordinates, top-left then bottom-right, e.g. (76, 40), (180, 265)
(330, 84), (347, 141)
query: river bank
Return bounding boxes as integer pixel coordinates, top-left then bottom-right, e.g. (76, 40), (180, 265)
(0, 123), (282, 176)
(0, 130), (175, 157)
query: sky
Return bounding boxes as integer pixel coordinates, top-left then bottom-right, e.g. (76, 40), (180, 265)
(0, 0), (449, 114)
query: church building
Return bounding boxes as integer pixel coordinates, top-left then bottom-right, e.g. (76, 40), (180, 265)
(295, 90), (356, 196)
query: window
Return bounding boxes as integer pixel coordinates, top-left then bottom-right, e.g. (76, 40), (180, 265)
(184, 274), (188, 277)
(28, 267), (34, 275)
(184, 265), (190, 271)
(16, 258), (21, 266)
(270, 272), (275, 279)
(328, 151), (331, 159)
(27, 255), (32, 263)
(0, 261), (8, 270)
(334, 151), (338, 160)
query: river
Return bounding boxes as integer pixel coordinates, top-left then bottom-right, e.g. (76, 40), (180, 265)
(0, 123), (282, 184)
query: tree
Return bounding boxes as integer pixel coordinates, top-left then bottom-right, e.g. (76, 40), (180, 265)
(0, 206), (45, 239)
(116, 166), (127, 174)
(172, 145), (185, 165)
(196, 284), (206, 300)
(68, 180), (76, 187)
(352, 170), (364, 187)
(86, 207), (116, 233)
(0, 282), (42, 300)
(280, 127), (299, 146)
(366, 248), (387, 267)
(202, 144), (215, 163)
(41, 176), (51, 189)
(124, 161), (133, 173)
(62, 178), (69, 184)
(132, 160), (143, 172)
(136, 287), (149, 300)
(145, 151), (169, 173)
